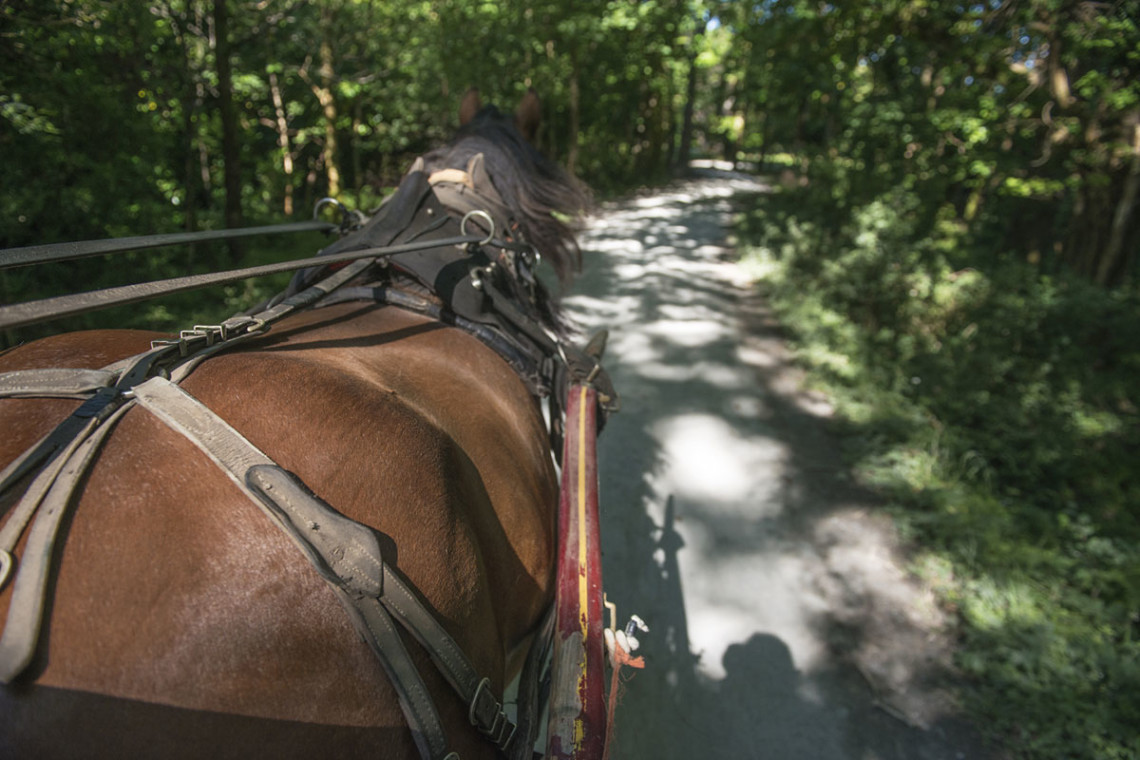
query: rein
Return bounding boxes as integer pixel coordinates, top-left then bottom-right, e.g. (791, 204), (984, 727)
(0, 169), (619, 759)
(0, 233), (488, 332)
(0, 219), (340, 270)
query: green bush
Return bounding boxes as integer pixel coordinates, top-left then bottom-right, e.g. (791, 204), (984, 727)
(738, 177), (1140, 759)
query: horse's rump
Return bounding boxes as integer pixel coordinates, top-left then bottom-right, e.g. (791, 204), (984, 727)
(0, 302), (557, 757)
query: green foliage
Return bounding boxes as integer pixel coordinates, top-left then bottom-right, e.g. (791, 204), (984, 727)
(1, 0), (705, 346)
(0, 0), (703, 254)
(729, 16), (1140, 753)
(738, 177), (1140, 759)
(724, 0), (1140, 285)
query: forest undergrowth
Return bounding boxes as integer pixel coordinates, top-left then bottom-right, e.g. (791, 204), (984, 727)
(736, 166), (1140, 760)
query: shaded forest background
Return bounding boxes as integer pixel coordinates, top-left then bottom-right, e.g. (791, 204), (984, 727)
(2, 1), (1139, 759)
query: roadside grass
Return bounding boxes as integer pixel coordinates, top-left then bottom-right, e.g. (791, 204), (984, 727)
(735, 183), (1140, 760)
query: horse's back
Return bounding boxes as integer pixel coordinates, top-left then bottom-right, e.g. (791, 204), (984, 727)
(0, 304), (557, 757)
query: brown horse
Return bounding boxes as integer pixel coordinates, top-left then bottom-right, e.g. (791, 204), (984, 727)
(0, 91), (592, 759)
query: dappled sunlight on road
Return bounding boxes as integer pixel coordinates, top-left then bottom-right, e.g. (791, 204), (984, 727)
(562, 170), (987, 759)
(653, 414), (785, 513)
(568, 171), (828, 683)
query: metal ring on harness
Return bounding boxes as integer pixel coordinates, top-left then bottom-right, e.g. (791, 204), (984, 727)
(460, 210), (496, 246)
(313, 198), (364, 232)
(313, 197), (347, 222)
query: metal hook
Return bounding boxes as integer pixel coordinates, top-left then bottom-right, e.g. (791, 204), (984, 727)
(312, 197), (364, 232)
(460, 210), (496, 246)
(312, 197), (346, 222)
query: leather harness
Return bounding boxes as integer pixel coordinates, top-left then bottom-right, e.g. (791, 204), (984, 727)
(0, 163), (617, 760)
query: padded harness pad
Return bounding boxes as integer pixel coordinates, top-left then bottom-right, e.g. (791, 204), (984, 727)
(246, 465), (385, 599)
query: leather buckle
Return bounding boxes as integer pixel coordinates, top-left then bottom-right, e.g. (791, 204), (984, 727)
(469, 677), (516, 749)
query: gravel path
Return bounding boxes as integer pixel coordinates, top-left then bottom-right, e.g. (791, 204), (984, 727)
(561, 169), (991, 759)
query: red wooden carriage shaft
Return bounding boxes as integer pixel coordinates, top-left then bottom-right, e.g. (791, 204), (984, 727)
(546, 384), (607, 759)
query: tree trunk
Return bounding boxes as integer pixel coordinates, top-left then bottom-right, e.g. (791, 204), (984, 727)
(212, 0), (242, 243)
(269, 71), (295, 216)
(1096, 123), (1140, 286)
(440, 74), (450, 134)
(181, 96), (200, 267)
(312, 5), (340, 197)
(677, 27), (701, 168)
(567, 46), (580, 177)
(1047, 32), (1073, 109)
(664, 67), (677, 168)
(352, 99), (363, 196)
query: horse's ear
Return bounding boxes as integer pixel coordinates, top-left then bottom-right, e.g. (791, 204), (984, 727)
(459, 88), (481, 126)
(515, 89), (541, 142)
(466, 153), (489, 187)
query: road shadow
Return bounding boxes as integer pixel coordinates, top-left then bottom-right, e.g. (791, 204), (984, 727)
(565, 173), (991, 759)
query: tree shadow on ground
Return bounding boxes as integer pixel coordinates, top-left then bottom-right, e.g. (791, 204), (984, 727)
(566, 173), (991, 759)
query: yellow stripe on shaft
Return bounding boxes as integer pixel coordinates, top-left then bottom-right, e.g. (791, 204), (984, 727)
(577, 386), (589, 638)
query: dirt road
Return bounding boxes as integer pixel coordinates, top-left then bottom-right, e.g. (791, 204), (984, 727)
(562, 168), (990, 759)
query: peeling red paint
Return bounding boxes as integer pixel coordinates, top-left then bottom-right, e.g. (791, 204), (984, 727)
(546, 385), (606, 759)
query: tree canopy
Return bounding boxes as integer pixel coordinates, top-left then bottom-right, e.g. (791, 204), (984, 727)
(3, 1), (1136, 287)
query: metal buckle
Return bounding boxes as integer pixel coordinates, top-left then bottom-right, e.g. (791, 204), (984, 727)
(149, 336), (188, 355)
(469, 677), (497, 729)
(183, 325), (222, 347)
(469, 677), (514, 748)
(149, 317), (266, 355)
(0, 550), (13, 590)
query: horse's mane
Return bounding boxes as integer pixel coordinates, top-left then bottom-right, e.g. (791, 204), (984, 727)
(282, 104), (586, 339)
(419, 106), (590, 291)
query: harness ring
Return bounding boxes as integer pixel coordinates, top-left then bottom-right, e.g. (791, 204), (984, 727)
(312, 197), (347, 221)
(460, 210), (496, 245)
(312, 198), (364, 232)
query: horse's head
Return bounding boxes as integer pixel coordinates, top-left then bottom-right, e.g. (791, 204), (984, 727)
(416, 89), (590, 291)
(288, 89), (588, 340)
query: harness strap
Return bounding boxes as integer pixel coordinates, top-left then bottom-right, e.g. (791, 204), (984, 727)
(0, 369), (116, 399)
(511, 604), (555, 760)
(0, 388), (123, 585)
(245, 465), (450, 760)
(318, 285), (548, 398)
(0, 394), (131, 683)
(0, 421), (83, 519)
(478, 278), (558, 354)
(131, 376), (517, 760)
(129, 377), (450, 759)
(427, 168), (475, 189)
(428, 155), (514, 238)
